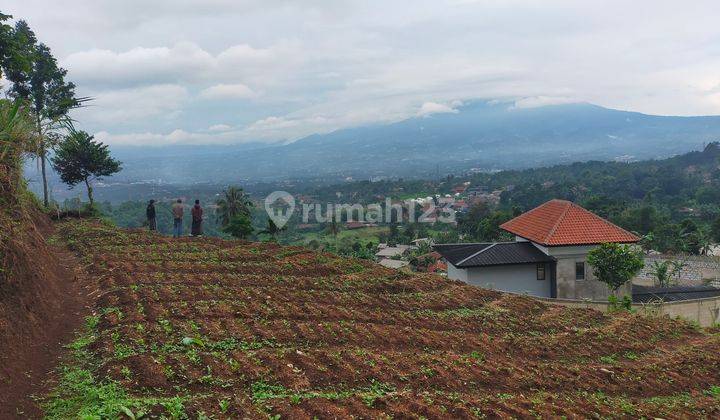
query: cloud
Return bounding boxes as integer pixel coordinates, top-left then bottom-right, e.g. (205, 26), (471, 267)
(417, 102), (459, 117)
(510, 96), (579, 109)
(63, 42), (214, 87)
(217, 44), (278, 65)
(73, 84), (189, 124)
(63, 41), (303, 90)
(200, 83), (256, 100)
(208, 124), (233, 132)
(5, 0), (720, 144)
(94, 129), (245, 147)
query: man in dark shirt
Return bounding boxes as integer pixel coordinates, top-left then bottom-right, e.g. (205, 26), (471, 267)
(146, 199), (157, 231)
(191, 199), (203, 236)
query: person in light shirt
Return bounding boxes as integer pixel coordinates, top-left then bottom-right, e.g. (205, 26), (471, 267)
(171, 199), (184, 238)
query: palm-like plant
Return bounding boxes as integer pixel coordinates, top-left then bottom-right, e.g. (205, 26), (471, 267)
(325, 218), (340, 245)
(0, 99), (35, 165)
(681, 227), (712, 255)
(215, 186), (253, 227)
(260, 217), (285, 241)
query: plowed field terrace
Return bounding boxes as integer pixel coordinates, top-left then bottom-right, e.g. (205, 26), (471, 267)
(46, 220), (720, 419)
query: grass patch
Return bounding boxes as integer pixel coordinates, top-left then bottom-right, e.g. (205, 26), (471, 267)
(705, 385), (720, 398)
(43, 318), (189, 419)
(250, 379), (396, 406)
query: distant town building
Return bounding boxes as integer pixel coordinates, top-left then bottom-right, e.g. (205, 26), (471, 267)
(376, 244), (414, 259)
(345, 221), (378, 229)
(378, 259), (410, 269)
(452, 185), (468, 194)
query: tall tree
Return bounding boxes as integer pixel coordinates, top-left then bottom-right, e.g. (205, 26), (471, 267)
(50, 131), (121, 206)
(215, 186), (253, 226)
(4, 20), (86, 206)
(0, 13), (15, 78)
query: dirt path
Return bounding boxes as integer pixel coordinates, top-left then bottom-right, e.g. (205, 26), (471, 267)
(0, 226), (93, 419)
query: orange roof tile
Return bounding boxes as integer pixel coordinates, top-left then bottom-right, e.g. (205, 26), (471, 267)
(500, 199), (640, 246)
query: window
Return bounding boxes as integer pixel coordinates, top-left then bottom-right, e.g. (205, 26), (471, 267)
(575, 261), (585, 280)
(536, 264), (546, 280)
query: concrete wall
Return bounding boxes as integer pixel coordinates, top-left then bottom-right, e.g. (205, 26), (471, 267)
(543, 244), (632, 300)
(635, 255), (720, 286)
(533, 295), (720, 327)
(448, 263), (551, 297)
(447, 264), (468, 282)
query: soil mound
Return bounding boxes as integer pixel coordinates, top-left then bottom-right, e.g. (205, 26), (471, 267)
(0, 174), (87, 418)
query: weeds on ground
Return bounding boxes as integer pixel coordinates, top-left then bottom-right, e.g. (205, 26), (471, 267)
(43, 316), (189, 419)
(607, 295), (633, 312)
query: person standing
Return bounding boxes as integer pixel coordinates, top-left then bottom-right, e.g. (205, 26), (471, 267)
(146, 199), (157, 231)
(172, 199), (184, 238)
(191, 199), (203, 237)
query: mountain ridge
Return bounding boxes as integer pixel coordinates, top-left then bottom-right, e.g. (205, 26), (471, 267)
(29, 101), (720, 185)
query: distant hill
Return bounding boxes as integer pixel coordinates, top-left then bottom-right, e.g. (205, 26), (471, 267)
(29, 101), (720, 185)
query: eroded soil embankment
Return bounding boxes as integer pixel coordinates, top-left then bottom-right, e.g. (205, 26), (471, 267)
(0, 213), (90, 418)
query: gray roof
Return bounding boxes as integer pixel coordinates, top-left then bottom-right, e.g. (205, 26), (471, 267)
(632, 285), (720, 303)
(378, 258), (410, 269)
(433, 242), (554, 268)
(375, 245), (413, 258)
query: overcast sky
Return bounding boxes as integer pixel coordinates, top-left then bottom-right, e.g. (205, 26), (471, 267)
(3, 0), (720, 146)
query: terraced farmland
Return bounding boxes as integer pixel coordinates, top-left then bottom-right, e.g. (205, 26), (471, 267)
(47, 220), (720, 419)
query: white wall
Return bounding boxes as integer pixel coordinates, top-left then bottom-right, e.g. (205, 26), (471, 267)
(447, 264), (468, 282)
(448, 264), (551, 297)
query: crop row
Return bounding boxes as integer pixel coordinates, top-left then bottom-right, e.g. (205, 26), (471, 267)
(54, 221), (720, 419)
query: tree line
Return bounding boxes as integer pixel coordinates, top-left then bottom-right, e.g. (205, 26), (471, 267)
(1, 11), (121, 209)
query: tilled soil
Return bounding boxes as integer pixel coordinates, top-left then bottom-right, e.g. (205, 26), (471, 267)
(51, 220), (720, 419)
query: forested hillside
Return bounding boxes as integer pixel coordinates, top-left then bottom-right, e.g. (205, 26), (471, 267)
(302, 143), (720, 253)
(479, 142), (720, 252)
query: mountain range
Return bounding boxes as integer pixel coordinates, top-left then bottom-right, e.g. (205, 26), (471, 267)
(29, 101), (720, 186)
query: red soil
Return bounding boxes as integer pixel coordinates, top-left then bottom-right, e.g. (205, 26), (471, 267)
(0, 214), (91, 418)
(52, 220), (720, 419)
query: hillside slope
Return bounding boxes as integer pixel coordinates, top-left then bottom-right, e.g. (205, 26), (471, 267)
(45, 221), (720, 418)
(0, 154), (89, 416)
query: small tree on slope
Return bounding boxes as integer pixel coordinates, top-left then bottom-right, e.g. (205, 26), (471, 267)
(586, 242), (644, 292)
(222, 214), (253, 239)
(51, 130), (121, 207)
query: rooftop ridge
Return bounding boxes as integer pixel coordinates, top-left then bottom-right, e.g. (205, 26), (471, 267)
(577, 202), (639, 239)
(543, 200), (572, 244)
(434, 241), (518, 246)
(499, 199), (640, 246)
(456, 243), (496, 266)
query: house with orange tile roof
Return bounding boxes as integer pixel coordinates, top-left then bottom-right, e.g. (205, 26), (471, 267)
(434, 199), (640, 300)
